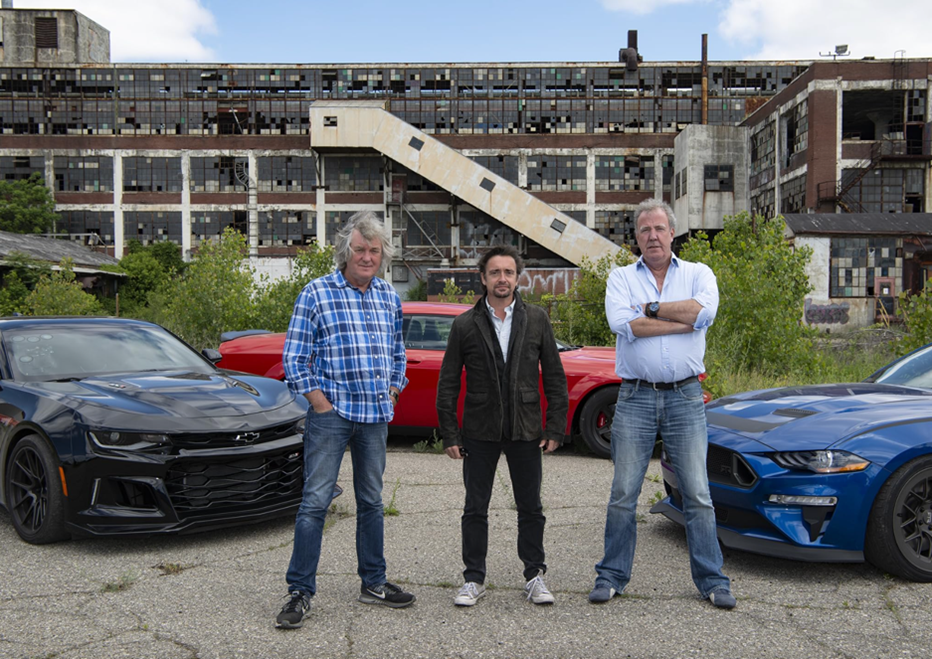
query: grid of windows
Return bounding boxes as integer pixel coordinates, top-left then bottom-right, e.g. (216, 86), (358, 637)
(784, 100), (808, 160)
(841, 168), (924, 213)
(750, 121), (776, 179)
(780, 174), (806, 213)
(324, 156), (383, 191)
(123, 157), (182, 192)
(527, 155), (586, 191)
(54, 156), (113, 192)
(830, 237), (900, 298)
(190, 156), (248, 192)
(192, 210), (247, 245)
(750, 187), (775, 219)
(56, 210), (114, 245)
(0, 155), (43, 181)
(392, 164), (444, 192)
(594, 210), (637, 247)
(595, 156), (654, 191)
(704, 164), (734, 192)
(458, 210), (515, 248)
(661, 155), (674, 194)
(259, 210), (316, 247)
(257, 156), (316, 192)
(468, 155), (519, 186)
(405, 211), (451, 247)
(125, 211), (182, 245)
(0, 63), (808, 137)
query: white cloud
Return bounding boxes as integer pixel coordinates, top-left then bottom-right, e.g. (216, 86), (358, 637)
(599, 0), (698, 16)
(718, 0), (932, 60)
(11, 0), (218, 62)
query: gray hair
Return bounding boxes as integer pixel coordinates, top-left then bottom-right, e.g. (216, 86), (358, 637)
(334, 211), (394, 272)
(634, 198), (677, 234)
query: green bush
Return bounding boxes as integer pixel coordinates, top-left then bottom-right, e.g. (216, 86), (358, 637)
(680, 212), (818, 385)
(0, 173), (58, 234)
(254, 243), (335, 332)
(896, 280), (932, 354)
(149, 228), (258, 349)
(542, 249), (634, 347)
(24, 258), (104, 316)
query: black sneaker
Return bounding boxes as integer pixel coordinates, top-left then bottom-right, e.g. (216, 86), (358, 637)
(275, 590), (311, 628)
(358, 581), (416, 608)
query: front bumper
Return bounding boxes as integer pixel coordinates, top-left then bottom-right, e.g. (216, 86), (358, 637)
(64, 433), (304, 537)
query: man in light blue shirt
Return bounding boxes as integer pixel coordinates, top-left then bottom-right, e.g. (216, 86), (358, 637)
(589, 198), (736, 610)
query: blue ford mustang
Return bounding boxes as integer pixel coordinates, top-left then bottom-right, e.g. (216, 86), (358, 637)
(0, 316), (309, 544)
(652, 344), (932, 582)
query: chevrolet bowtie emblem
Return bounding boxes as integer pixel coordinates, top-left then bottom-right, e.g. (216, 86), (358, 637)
(234, 432), (260, 443)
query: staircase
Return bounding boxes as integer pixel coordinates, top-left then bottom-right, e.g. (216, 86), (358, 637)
(308, 101), (622, 266)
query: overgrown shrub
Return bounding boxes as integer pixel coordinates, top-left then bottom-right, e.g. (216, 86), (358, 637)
(253, 243), (335, 332)
(680, 212), (818, 387)
(24, 259), (104, 316)
(896, 280), (932, 354)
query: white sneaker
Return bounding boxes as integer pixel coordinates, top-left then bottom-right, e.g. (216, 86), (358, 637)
(524, 572), (555, 605)
(454, 581), (486, 606)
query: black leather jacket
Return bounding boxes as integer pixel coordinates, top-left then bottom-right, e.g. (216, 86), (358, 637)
(436, 293), (569, 446)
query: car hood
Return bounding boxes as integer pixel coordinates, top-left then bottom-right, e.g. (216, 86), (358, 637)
(26, 371), (300, 426)
(706, 383), (932, 451)
(560, 346), (618, 370)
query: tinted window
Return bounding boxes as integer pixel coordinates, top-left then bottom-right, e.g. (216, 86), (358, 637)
(403, 314), (454, 350)
(872, 344), (932, 388)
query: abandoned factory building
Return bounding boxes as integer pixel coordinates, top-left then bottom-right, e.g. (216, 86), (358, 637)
(0, 7), (930, 326)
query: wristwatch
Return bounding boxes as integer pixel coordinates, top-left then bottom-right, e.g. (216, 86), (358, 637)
(646, 301), (660, 318)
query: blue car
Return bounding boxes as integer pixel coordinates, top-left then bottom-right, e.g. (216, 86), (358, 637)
(651, 344), (932, 582)
(0, 316), (308, 544)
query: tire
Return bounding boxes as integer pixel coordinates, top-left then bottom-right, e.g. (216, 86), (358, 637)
(865, 456), (932, 582)
(5, 434), (70, 544)
(577, 386), (618, 459)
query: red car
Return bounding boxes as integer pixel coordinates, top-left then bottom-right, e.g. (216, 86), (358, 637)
(217, 302), (621, 458)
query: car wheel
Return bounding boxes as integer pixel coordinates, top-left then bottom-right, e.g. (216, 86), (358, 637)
(865, 456), (932, 582)
(578, 386), (618, 459)
(5, 435), (70, 544)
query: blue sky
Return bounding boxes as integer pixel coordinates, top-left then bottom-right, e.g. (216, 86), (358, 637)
(14, 0), (932, 63)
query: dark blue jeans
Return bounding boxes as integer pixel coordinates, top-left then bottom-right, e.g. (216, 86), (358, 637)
(461, 436), (546, 584)
(285, 408), (388, 596)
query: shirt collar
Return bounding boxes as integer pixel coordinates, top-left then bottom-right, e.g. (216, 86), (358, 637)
(484, 295), (515, 318)
(335, 268), (380, 292)
(635, 253), (681, 271)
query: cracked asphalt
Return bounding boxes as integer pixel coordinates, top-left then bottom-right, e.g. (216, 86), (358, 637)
(2, 447), (930, 659)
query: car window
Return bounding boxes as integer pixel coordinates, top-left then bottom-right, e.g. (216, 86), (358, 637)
(2, 324), (216, 382)
(403, 314), (454, 350)
(872, 344), (932, 388)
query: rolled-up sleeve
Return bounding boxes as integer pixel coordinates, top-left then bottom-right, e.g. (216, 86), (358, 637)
(282, 286), (319, 395)
(605, 267), (641, 343)
(691, 263), (719, 330)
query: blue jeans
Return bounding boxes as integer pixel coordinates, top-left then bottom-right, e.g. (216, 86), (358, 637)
(594, 380), (730, 598)
(285, 408), (388, 596)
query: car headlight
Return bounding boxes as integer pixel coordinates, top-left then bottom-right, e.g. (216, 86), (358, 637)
(88, 430), (169, 450)
(772, 450), (870, 474)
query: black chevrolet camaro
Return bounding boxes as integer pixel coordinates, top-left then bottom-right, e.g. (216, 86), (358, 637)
(0, 316), (308, 544)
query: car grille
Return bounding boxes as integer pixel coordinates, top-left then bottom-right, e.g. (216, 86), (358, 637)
(167, 421), (300, 449)
(165, 445), (303, 519)
(707, 444), (758, 488)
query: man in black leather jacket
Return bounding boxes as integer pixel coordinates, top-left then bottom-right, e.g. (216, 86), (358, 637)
(437, 245), (568, 608)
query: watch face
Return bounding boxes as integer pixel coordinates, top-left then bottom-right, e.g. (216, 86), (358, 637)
(649, 302), (660, 314)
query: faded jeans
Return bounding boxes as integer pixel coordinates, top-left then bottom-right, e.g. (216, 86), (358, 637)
(285, 408), (388, 596)
(594, 380), (730, 598)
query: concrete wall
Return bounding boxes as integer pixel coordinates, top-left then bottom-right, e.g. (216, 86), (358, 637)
(673, 124), (748, 237)
(0, 9), (110, 65)
(797, 235), (875, 330)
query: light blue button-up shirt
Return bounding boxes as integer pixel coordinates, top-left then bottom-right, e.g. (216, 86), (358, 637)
(605, 254), (718, 382)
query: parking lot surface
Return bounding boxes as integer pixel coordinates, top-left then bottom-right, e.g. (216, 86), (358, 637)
(1, 448), (930, 659)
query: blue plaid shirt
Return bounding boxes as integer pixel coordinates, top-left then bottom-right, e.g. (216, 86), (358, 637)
(282, 270), (407, 424)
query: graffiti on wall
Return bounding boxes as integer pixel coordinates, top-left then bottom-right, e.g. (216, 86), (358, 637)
(804, 298), (850, 325)
(427, 268), (578, 298)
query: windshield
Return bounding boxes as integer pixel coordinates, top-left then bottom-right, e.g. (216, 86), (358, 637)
(870, 344), (932, 389)
(2, 323), (216, 382)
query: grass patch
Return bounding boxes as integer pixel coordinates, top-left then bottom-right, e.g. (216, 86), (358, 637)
(156, 562), (185, 576)
(384, 478), (402, 516)
(102, 571), (138, 593)
(413, 430), (445, 454)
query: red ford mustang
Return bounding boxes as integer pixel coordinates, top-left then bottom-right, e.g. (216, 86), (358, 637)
(217, 302), (622, 458)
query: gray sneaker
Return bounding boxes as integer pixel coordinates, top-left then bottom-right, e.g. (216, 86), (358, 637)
(708, 588), (737, 609)
(524, 571), (554, 605)
(454, 581), (486, 606)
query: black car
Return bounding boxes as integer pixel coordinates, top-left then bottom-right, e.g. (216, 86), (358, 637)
(0, 316), (307, 544)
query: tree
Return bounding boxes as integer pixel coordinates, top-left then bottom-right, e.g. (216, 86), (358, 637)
(542, 248), (634, 347)
(0, 173), (59, 234)
(24, 258), (104, 316)
(680, 212), (817, 384)
(253, 243), (336, 332)
(896, 280), (932, 355)
(148, 228), (259, 350)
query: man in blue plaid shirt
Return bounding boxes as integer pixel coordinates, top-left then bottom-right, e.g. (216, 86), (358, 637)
(276, 211), (413, 629)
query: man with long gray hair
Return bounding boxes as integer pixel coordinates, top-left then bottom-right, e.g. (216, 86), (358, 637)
(276, 211), (414, 629)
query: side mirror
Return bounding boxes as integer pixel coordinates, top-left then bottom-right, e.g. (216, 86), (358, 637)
(201, 348), (223, 364)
